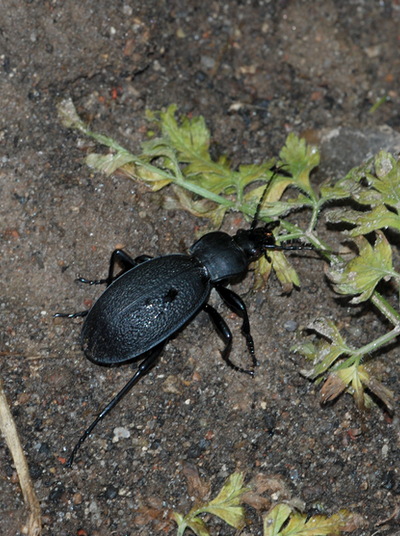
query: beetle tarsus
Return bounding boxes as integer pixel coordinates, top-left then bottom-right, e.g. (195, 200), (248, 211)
(54, 310), (89, 319)
(76, 276), (108, 285)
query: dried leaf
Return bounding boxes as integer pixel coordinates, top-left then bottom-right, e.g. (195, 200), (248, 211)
(242, 491), (271, 511)
(320, 373), (348, 403)
(362, 374), (394, 413)
(182, 463), (211, 503)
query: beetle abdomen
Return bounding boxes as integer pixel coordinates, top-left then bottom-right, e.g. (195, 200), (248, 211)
(82, 255), (210, 364)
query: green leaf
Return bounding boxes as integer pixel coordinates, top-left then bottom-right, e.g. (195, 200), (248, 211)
(273, 133), (324, 231)
(367, 151), (400, 210)
(336, 364), (367, 409)
(174, 512), (210, 536)
(237, 162), (276, 190)
(172, 472), (248, 535)
(325, 205), (400, 235)
(279, 133), (320, 199)
(280, 509), (356, 536)
(252, 255), (273, 289)
(263, 504), (292, 536)
(319, 181), (353, 203)
(321, 172), (363, 204)
(325, 151), (400, 211)
(86, 152), (137, 175)
(241, 168), (291, 216)
(164, 187), (228, 227)
(293, 318), (352, 379)
(328, 232), (397, 303)
(271, 251), (301, 292)
(252, 195), (317, 220)
(295, 315), (397, 411)
(341, 205), (400, 236)
(146, 105), (236, 195)
(263, 505), (357, 536)
(201, 472), (248, 529)
(149, 104), (211, 162)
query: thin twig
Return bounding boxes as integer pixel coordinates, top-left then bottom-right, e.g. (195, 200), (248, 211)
(0, 377), (42, 536)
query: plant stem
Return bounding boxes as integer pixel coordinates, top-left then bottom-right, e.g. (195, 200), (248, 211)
(371, 291), (400, 327)
(138, 159), (237, 208)
(335, 324), (400, 370)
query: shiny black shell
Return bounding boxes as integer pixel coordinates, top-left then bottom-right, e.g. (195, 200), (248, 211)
(82, 255), (210, 365)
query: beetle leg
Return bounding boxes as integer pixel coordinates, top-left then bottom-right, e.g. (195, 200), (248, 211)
(77, 249), (153, 287)
(204, 303), (254, 376)
(133, 254), (153, 263)
(54, 310), (89, 319)
(66, 342), (164, 467)
(215, 285), (258, 369)
(105, 250), (153, 284)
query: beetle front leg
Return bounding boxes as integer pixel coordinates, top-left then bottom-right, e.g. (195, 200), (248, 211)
(66, 342), (164, 467)
(204, 304), (254, 376)
(215, 285), (258, 369)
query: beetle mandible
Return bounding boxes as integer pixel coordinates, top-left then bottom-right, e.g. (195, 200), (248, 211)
(56, 186), (312, 467)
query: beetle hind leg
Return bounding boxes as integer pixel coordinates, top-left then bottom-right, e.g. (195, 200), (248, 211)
(204, 303), (254, 376)
(66, 342), (164, 467)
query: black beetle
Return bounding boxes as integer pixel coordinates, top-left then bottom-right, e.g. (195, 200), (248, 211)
(56, 193), (312, 466)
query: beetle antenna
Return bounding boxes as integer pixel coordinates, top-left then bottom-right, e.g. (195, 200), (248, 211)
(250, 165), (288, 230)
(267, 242), (315, 251)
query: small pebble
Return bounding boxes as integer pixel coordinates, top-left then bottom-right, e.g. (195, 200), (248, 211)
(112, 426), (131, 443)
(284, 320), (298, 332)
(104, 485), (118, 500)
(73, 492), (83, 505)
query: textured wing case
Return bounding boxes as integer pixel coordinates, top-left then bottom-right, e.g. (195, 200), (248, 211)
(82, 255), (210, 364)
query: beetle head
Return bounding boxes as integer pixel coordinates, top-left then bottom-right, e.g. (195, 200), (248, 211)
(234, 223), (277, 261)
(234, 221), (314, 263)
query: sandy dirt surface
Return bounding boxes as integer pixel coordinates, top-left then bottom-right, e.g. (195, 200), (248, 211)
(1, 1), (399, 535)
